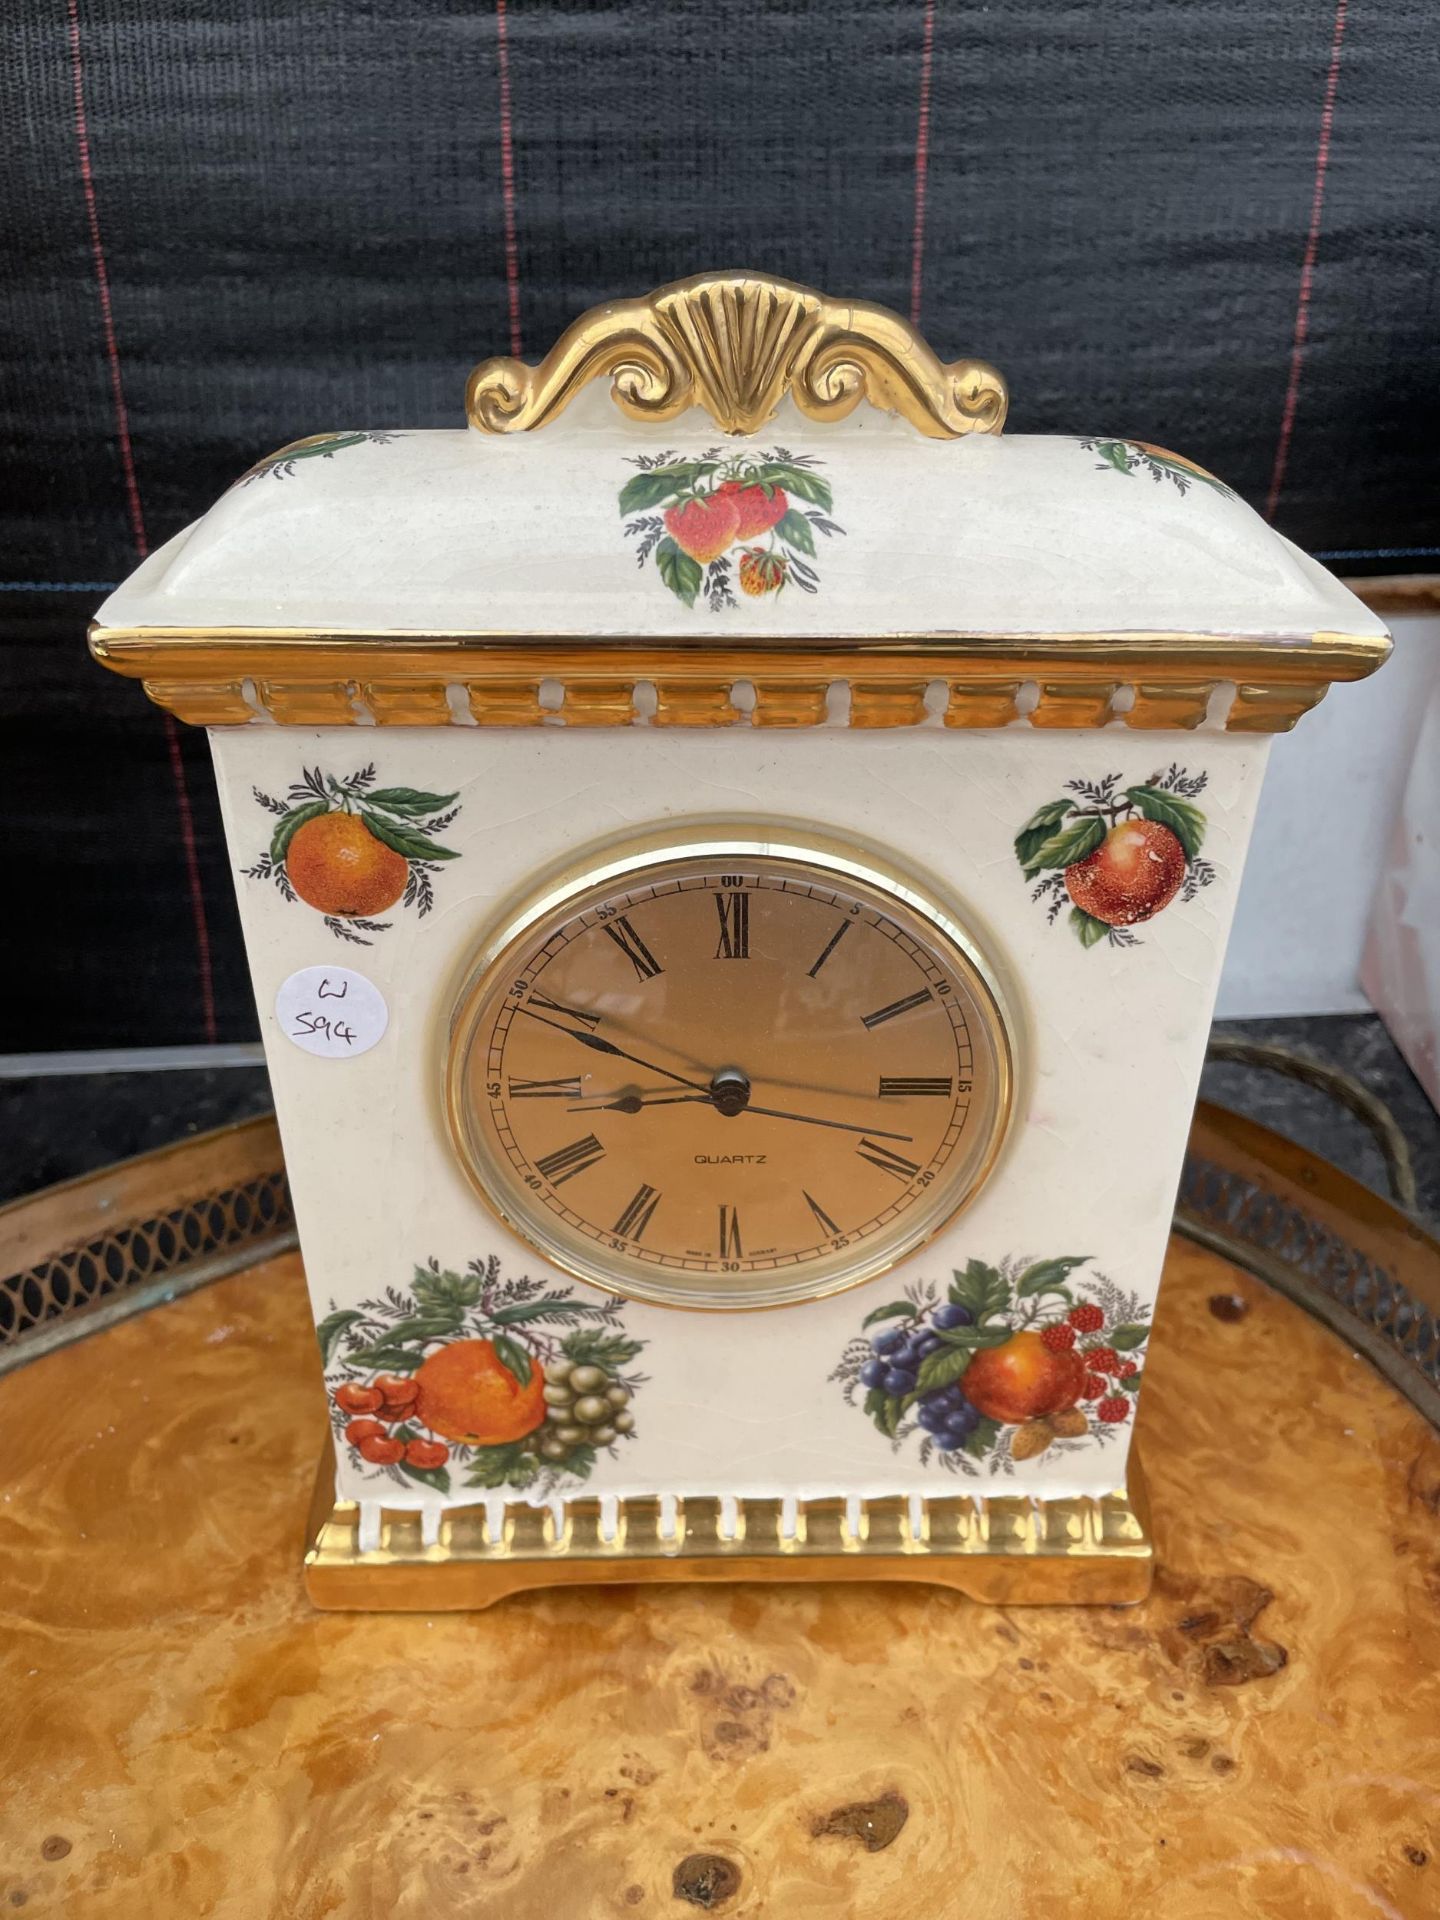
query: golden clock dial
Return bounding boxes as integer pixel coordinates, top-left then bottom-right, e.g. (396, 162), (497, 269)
(445, 833), (1013, 1310)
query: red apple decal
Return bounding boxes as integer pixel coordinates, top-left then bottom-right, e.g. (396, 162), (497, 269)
(1015, 767), (1215, 949)
(960, 1331), (1087, 1424)
(1064, 818), (1187, 926)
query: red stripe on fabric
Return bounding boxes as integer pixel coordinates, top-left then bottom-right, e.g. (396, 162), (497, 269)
(66, 0), (218, 1043)
(495, 0), (523, 357)
(1266, 0), (1349, 523)
(909, 0), (937, 328)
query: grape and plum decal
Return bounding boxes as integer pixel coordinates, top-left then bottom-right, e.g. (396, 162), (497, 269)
(620, 446), (844, 610)
(320, 1254), (647, 1497)
(832, 1256), (1151, 1475)
(1016, 764), (1216, 949)
(244, 762), (462, 945)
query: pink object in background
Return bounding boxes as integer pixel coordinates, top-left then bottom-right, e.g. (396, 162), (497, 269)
(1362, 678), (1440, 1114)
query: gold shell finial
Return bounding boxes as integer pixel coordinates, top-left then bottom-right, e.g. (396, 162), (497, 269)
(465, 271), (1008, 438)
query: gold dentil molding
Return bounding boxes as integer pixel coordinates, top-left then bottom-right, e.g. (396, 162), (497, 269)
(465, 270), (1009, 439)
(87, 624), (1388, 733)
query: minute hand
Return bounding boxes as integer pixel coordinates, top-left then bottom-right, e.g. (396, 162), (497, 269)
(564, 1089), (911, 1141)
(514, 1005), (710, 1094)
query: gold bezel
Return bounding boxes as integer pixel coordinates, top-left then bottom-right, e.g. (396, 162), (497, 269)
(442, 823), (1017, 1311)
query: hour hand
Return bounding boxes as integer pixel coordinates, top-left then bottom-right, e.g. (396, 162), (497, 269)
(568, 1090), (708, 1115)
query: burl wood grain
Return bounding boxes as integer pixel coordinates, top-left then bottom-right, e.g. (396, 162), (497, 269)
(1, 1240), (1437, 1919)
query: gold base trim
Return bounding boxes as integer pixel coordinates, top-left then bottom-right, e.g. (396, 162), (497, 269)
(303, 1444), (1154, 1610)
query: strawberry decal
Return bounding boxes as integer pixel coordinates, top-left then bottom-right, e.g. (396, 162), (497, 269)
(620, 447), (844, 610)
(1016, 764), (1217, 950)
(832, 1256), (1151, 1477)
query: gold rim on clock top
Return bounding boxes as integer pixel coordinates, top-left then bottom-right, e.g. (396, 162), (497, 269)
(442, 824), (1017, 1312)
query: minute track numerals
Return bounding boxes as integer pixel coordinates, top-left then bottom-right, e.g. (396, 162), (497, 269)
(451, 844), (1011, 1309)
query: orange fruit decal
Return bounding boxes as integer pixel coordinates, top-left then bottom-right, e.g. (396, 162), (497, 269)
(621, 447), (844, 610)
(839, 1255), (1150, 1473)
(246, 764), (461, 945)
(1015, 765), (1215, 950)
(286, 812), (408, 916)
(412, 1338), (547, 1445)
(321, 1255), (647, 1496)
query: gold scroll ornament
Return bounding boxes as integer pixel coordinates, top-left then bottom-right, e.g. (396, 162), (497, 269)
(465, 270), (1009, 439)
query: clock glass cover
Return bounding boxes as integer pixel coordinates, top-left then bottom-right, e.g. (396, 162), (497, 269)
(445, 831), (1014, 1309)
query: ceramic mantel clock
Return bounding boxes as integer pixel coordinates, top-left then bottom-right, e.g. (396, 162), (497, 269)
(91, 272), (1389, 1608)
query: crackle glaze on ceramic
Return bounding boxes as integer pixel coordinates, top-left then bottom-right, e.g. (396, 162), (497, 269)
(209, 723), (1269, 1511)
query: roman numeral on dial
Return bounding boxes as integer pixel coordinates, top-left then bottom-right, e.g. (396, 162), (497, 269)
(534, 1134), (606, 1186)
(861, 988), (933, 1029)
(713, 891), (750, 959)
(508, 1076), (584, 1100)
(718, 1205), (743, 1259)
(878, 1076), (953, 1098)
(803, 1190), (840, 1236)
(603, 915), (663, 980)
(613, 1183), (661, 1241)
(856, 1138), (922, 1182)
(807, 920), (852, 978)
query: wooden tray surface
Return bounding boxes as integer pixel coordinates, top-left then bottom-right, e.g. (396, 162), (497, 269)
(1, 1174), (1438, 1914)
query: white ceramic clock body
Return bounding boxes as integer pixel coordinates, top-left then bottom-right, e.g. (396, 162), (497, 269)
(211, 722), (1268, 1513)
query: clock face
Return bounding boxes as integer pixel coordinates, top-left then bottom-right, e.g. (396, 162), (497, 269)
(445, 832), (1013, 1309)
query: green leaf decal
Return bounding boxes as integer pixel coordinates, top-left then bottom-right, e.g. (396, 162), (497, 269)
(561, 1329), (646, 1368)
(1125, 785), (1206, 861)
(270, 798), (329, 866)
(1022, 814), (1105, 879)
(949, 1259), (1012, 1321)
(360, 812), (461, 862)
(775, 508), (816, 557)
(365, 787), (459, 815)
(1110, 1323), (1151, 1351)
(931, 1325), (1010, 1351)
(1013, 798), (1072, 872)
(916, 1345), (974, 1394)
(339, 1342), (428, 1373)
(861, 1300), (915, 1330)
(965, 1417), (1002, 1458)
(654, 536), (703, 608)
(754, 464), (833, 511)
(316, 1309), (364, 1364)
(492, 1333), (532, 1388)
(1016, 1257), (1091, 1298)
(412, 1267), (481, 1312)
(490, 1295), (598, 1327)
(1118, 1374), (1142, 1394)
(560, 1443), (598, 1481)
(1069, 907), (1109, 948)
(463, 1442), (529, 1489)
(618, 464), (707, 514)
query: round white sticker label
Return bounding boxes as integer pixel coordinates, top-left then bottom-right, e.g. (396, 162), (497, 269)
(275, 965), (389, 1059)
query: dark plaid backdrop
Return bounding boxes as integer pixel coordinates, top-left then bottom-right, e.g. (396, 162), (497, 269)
(3, 1), (1436, 1053)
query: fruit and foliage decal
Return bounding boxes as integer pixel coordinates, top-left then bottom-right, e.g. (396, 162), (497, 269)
(1016, 764), (1216, 949)
(620, 446), (844, 609)
(244, 762), (461, 945)
(833, 1256), (1150, 1476)
(320, 1254), (646, 1496)
(237, 430), (401, 485)
(1079, 437), (1234, 500)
